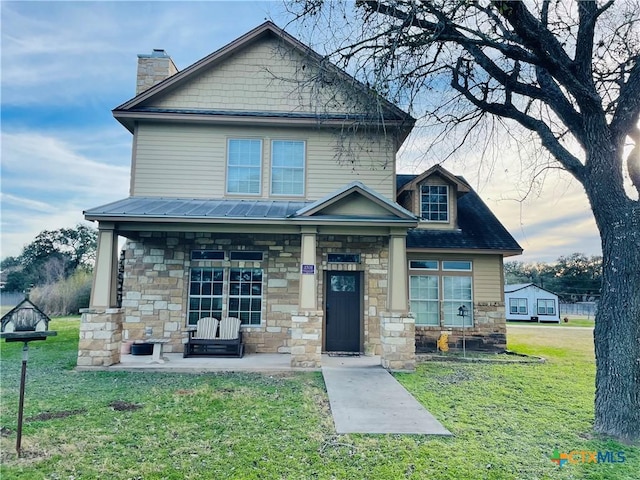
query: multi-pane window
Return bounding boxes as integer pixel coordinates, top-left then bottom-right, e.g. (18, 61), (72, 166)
(409, 259), (473, 327)
(443, 276), (473, 326)
(188, 268), (224, 325)
(271, 140), (305, 195)
(410, 276), (439, 326)
(510, 298), (528, 315)
(188, 251), (264, 327)
(227, 139), (262, 194)
(537, 299), (556, 315)
(420, 185), (449, 222)
(229, 268), (263, 326)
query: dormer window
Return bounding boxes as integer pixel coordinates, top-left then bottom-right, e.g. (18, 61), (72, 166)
(420, 185), (449, 222)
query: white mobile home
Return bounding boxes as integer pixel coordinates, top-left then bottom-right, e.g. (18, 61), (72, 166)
(504, 283), (560, 323)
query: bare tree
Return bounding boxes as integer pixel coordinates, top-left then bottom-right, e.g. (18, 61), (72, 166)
(288, 0), (640, 441)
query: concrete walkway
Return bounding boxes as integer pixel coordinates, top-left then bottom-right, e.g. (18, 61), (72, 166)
(322, 355), (451, 435)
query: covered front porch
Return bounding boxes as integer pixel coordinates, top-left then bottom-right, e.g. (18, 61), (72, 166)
(78, 183), (419, 371)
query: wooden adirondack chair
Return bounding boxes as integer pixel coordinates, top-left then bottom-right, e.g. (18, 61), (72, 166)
(183, 316), (244, 358)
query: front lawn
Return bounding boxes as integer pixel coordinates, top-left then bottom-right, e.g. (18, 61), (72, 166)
(0, 318), (636, 479)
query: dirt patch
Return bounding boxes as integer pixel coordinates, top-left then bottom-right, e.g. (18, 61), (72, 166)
(26, 409), (87, 422)
(175, 389), (196, 396)
(109, 400), (142, 411)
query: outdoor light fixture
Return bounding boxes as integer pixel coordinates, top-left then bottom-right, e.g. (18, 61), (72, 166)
(0, 299), (57, 457)
(457, 305), (469, 358)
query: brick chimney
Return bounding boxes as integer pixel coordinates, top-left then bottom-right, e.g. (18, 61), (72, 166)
(136, 49), (178, 95)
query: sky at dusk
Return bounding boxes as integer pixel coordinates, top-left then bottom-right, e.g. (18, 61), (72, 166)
(1, 1), (606, 263)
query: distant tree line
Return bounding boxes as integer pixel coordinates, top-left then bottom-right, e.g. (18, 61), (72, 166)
(1, 224), (97, 315)
(505, 253), (602, 302)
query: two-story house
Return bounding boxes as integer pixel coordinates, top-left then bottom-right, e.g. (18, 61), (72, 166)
(78, 22), (521, 371)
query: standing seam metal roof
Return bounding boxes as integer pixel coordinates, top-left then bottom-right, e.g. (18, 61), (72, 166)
(84, 197), (311, 219)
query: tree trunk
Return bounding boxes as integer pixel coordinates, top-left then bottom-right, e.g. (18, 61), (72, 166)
(591, 195), (640, 442)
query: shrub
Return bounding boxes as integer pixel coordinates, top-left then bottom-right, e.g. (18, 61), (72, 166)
(30, 269), (92, 316)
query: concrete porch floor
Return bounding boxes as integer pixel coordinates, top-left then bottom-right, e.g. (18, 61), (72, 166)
(78, 352), (382, 373)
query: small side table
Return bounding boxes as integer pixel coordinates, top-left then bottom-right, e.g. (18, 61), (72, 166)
(146, 339), (170, 363)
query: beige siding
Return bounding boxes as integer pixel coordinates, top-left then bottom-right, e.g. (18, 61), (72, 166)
(471, 254), (504, 302)
(132, 123), (395, 199)
(320, 194), (397, 217)
(151, 37), (373, 117)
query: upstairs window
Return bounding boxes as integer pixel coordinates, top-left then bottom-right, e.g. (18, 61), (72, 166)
(421, 185), (449, 222)
(271, 140), (305, 196)
(227, 139), (262, 194)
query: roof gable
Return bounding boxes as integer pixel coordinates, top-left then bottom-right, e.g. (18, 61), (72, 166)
(115, 22), (414, 139)
(398, 164), (471, 195)
(406, 189), (522, 254)
(294, 182), (417, 220)
(504, 283), (558, 296)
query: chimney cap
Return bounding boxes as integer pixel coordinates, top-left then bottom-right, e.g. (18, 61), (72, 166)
(137, 49), (170, 59)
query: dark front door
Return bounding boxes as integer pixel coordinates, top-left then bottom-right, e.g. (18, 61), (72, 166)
(325, 271), (361, 352)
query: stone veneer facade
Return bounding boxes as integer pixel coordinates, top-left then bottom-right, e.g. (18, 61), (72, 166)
(118, 231), (393, 358)
(414, 302), (507, 352)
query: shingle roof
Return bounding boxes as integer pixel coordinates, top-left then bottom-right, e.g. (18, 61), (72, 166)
(396, 174), (417, 190)
(406, 190), (522, 253)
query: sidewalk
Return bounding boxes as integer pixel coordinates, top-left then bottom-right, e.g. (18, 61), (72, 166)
(322, 355), (451, 435)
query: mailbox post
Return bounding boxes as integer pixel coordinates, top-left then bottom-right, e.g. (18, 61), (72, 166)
(1, 299), (57, 457)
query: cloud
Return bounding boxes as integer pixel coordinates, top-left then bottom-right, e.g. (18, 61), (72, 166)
(1, 1), (280, 106)
(1, 130), (130, 257)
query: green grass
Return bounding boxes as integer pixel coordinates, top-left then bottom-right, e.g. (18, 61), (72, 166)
(1, 319), (637, 479)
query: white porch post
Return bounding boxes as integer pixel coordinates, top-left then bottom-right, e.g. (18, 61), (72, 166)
(90, 223), (119, 308)
(387, 229), (408, 312)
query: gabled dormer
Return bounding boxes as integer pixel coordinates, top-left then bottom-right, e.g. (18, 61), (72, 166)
(396, 165), (471, 230)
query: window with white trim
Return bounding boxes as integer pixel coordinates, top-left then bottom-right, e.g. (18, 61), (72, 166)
(537, 299), (556, 315)
(420, 185), (449, 222)
(509, 298), (528, 315)
(188, 268), (224, 325)
(409, 260), (438, 270)
(229, 268), (263, 325)
(408, 259), (473, 327)
(410, 275), (439, 326)
(443, 276), (473, 326)
(271, 140), (305, 196)
(227, 139), (262, 194)
(442, 260), (472, 271)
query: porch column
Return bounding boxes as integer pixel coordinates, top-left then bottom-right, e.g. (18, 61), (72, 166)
(90, 223), (119, 308)
(380, 228), (415, 372)
(387, 229), (408, 312)
(79, 222), (123, 367)
(298, 227), (317, 310)
(291, 226), (322, 368)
